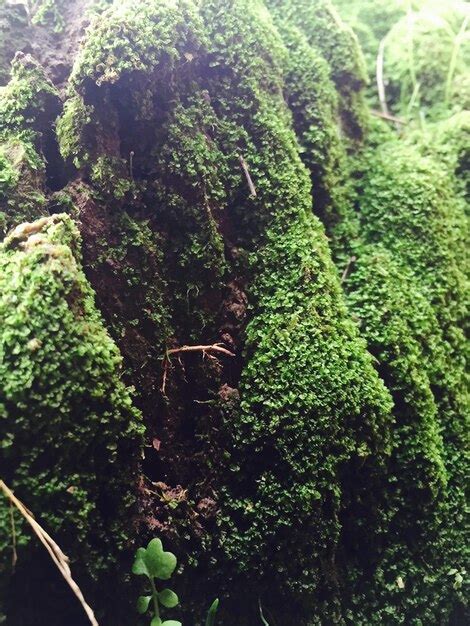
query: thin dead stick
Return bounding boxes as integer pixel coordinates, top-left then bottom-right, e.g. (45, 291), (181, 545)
(167, 344), (235, 358)
(341, 256), (356, 284)
(0, 479), (99, 626)
(239, 155), (257, 197)
(376, 37), (389, 117)
(161, 344), (235, 395)
(371, 110), (407, 125)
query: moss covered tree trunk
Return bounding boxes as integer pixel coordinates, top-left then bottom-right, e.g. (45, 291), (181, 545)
(0, 1), (468, 625)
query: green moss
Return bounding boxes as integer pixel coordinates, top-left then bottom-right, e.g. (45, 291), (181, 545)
(0, 213), (143, 617)
(343, 139), (469, 623)
(409, 110), (470, 203)
(357, 142), (468, 332)
(9, 2), (467, 624)
(31, 0), (65, 33)
(268, 12), (359, 262)
(0, 53), (61, 234)
(384, 3), (469, 120)
(268, 0), (369, 139)
(0, 52), (59, 141)
(70, 0), (205, 88)
(0, 139), (47, 236)
(56, 94), (94, 168)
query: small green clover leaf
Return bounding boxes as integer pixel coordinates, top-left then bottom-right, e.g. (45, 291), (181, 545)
(133, 537), (217, 626)
(159, 589), (179, 608)
(137, 595), (152, 614)
(132, 538), (177, 580)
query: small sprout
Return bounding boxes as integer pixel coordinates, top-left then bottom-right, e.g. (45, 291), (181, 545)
(133, 538), (219, 625)
(132, 538), (180, 625)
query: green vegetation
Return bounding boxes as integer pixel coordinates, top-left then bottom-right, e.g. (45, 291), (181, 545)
(334, 0), (469, 122)
(0, 213), (143, 620)
(132, 538), (219, 626)
(0, 0), (468, 624)
(0, 53), (60, 234)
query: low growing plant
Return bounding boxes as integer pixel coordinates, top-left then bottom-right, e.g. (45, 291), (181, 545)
(132, 538), (219, 626)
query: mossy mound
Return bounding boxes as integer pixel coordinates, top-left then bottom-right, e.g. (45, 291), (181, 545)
(0, 1), (467, 625)
(0, 213), (143, 624)
(344, 137), (469, 623)
(0, 53), (62, 234)
(346, 245), (466, 623)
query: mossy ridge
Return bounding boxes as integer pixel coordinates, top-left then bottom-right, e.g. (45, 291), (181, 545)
(58, 0), (234, 586)
(344, 245), (462, 623)
(0, 53), (61, 235)
(268, 12), (360, 263)
(0, 213), (144, 623)
(358, 141), (468, 333)
(196, 2), (393, 622)
(268, 0), (369, 141)
(344, 138), (469, 622)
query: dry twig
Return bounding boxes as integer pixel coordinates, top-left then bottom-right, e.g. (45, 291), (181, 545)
(161, 344), (235, 395)
(9, 500), (17, 569)
(0, 479), (99, 626)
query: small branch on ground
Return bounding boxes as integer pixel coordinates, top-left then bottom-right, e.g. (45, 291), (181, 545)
(239, 155), (257, 197)
(161, 344), (235, 396)
(0, 479), (99, 626)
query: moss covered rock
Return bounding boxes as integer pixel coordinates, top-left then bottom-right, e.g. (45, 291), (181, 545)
(0, 213), (143, 624)
(0, 1), (467, 625)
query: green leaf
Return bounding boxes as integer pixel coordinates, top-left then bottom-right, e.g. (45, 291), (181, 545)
(137, 595), (152, 614)
(205, 598), (219, 626)
(150, 617), (162, 626)
(132, 547), (150, 577)
(158, 589), (179, 608)
(145, 538), (177, 580)
(161, 622), (182, 626)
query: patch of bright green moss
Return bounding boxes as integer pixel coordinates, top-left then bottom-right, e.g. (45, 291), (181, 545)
(197, 3), (393, 622)
(0, 213), (143, 617)
(267, 0), (369, 139)
(0, 53), (61, 235)
(268, 12), (359, 262)
(344, 139), (469, 623)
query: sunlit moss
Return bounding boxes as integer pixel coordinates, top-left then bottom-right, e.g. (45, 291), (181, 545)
(0, 54), (60, 234)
